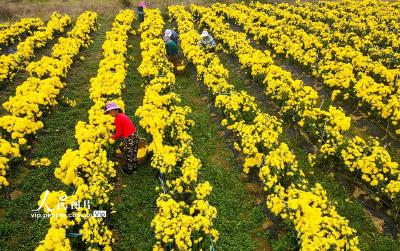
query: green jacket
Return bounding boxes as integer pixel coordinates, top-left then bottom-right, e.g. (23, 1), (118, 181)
(165, 40), (178, 56)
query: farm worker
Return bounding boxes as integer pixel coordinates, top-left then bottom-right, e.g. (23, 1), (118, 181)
(163, 29), (179, 45)
(137, 1), (146, 23)
(199, 30), (216, 51)
(164, 35), (179, 64)
(105, 102), (139, 175)
(7, 47), (15, 54)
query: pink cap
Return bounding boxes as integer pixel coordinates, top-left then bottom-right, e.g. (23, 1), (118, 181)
(104, 102), (121, 114)
(138, 1), (146, 7)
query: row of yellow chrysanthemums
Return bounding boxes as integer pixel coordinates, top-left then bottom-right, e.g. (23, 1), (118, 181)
(0, 12), (96, 189)
(0, 17), (43, 49)
(208, 3), (400, 209)
(307, 0), (400, 29)
(135, 9), (218, 251)
(253, 2), (399, 85)
(36, 9), (134, 251)
(274, 1), (400, 69)
(0, 23), (10, 30)
(290, 0), (400, 53)
(0, 13), (71, 84)
(228, 3), (400, 137)
(173, 5), (359, 250)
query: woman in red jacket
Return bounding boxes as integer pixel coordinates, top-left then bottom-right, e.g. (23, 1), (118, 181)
(105, 102), (139, 175)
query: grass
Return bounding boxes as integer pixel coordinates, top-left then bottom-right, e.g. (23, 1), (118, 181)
(173, 63), (267, 250)
(0, 0), (122, 21)
(108, 24), (158, 251)
(0, 14), (113, 250)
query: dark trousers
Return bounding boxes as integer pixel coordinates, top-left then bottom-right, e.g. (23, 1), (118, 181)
(123, 132), (139, 171)
(167, 54), (180, 66)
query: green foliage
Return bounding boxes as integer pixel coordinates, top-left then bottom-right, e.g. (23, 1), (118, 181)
(271, 231), (298, 251)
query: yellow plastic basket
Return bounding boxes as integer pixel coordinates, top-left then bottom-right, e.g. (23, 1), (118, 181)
(137, 138), (148, 165)
(175, 60), (186, 75)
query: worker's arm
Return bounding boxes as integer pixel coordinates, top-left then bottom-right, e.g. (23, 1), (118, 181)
(210, 37), (216, 47)
(199, 39), (205, 46)
(112, 116), (123, 140)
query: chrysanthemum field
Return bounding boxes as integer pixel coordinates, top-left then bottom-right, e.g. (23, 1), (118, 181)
(0, 0), (400, 250)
